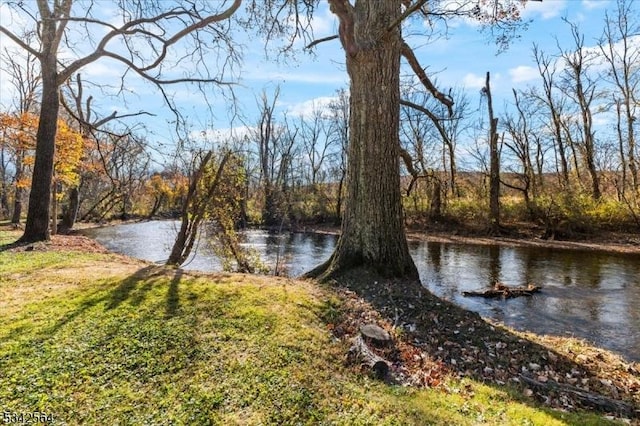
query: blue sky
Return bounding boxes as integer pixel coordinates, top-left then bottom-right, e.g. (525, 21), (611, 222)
(0, 0), (628, 156)
(256, 0), (615, 116)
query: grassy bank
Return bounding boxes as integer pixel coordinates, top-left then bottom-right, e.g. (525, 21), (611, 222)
(0, 227), (624, 425)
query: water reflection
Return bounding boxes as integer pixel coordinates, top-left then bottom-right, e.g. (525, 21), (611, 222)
(82, 221), (640, 362)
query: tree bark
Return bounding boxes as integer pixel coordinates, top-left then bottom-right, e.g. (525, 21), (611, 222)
(486, 72), (501, 230)
(60, 186), (79, 232)
(307, 0), (418, 281)
(51, 179), (58, 236)
(18, 52), (58, 243)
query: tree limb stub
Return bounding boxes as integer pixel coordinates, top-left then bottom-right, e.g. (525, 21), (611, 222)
(328, 0), (357, 57)
(346, 324), (395, 380)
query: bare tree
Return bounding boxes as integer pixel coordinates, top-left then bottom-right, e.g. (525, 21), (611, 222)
(401, 83), (470, 200)
(249, 88), (298, 227)
(598, 0), (640, 195)
(531, 44), (571, 187)
(300, 106), (334, 189)
(502, 89), (537, 212)
(78, 131), (150, 222)
(557, 20), (602, 199)
(0, 0), (243, 243)
(325, 89), (350, 223)
(58, 73), (154, 231)
(399, 85), (444, 219)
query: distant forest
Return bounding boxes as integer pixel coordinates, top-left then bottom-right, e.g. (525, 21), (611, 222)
(1, 1), (639, 240)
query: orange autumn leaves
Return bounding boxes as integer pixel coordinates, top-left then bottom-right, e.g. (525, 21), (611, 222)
(0, 112), (84, 196)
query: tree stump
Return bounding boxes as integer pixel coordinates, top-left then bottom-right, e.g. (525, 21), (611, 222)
(347, 324), (393, 379)
(348, 335), (390, 379)
(360, 323), (392, 346)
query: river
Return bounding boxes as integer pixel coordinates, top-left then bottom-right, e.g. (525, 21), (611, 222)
(81, 220), (640, 362)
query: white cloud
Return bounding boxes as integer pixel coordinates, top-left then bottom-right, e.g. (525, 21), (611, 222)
(287, 96), (337, 119)
(509, 65), (539, 83)
(462, 73), (486, 89)
(82, 60), (126, 79)
(582, 0), (608, 10)
(308, 6), (336, 38)
(522, 0), (567, 20)
(597, 34), (640, 65)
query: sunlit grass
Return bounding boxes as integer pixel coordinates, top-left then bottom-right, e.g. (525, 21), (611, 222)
(0, 229), (619, 425)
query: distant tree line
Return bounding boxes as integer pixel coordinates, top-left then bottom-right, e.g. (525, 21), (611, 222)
(1, 1), (639, 276)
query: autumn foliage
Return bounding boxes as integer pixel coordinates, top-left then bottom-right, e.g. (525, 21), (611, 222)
(0, 111), (84, 217)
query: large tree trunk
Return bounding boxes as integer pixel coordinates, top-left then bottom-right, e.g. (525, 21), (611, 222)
(307, 0), (418, 281)
(18, 52), (58, 243)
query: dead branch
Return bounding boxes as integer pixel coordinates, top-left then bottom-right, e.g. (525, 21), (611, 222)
(305, 34), (339, 50)
(401, 41), (454, 116)
(520, 374), (638, 418)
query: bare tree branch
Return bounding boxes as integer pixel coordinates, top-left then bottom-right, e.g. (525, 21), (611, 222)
(58, 0), (242, 83)
(387, 0), (428, 33)
(400, 99), (449, 141)
(305, 34), (339, 50)
(401, 41), (453, 115)
(0, 27), (40, 58)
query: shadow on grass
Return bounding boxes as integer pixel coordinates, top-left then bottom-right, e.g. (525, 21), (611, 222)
(165, 269), (183, 318)
(106, 265), (170, 310)
(9, 265), (190, 341)
(327, 268), (639, 422)
(105, 265), (188, 319)
(0, 240), (38, 252)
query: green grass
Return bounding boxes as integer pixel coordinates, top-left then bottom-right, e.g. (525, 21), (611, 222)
(0, 230), (619, 425)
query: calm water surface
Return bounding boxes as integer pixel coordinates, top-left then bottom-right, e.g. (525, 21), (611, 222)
(82, 220), (640, 362)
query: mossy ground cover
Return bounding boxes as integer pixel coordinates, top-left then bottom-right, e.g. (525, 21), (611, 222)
(0, 227), (622, 425)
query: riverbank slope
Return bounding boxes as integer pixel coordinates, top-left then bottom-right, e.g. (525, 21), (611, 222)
(1, 226), (638, 424)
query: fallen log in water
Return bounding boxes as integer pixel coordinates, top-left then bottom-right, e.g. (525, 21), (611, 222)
(462, 283), (541, 299)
